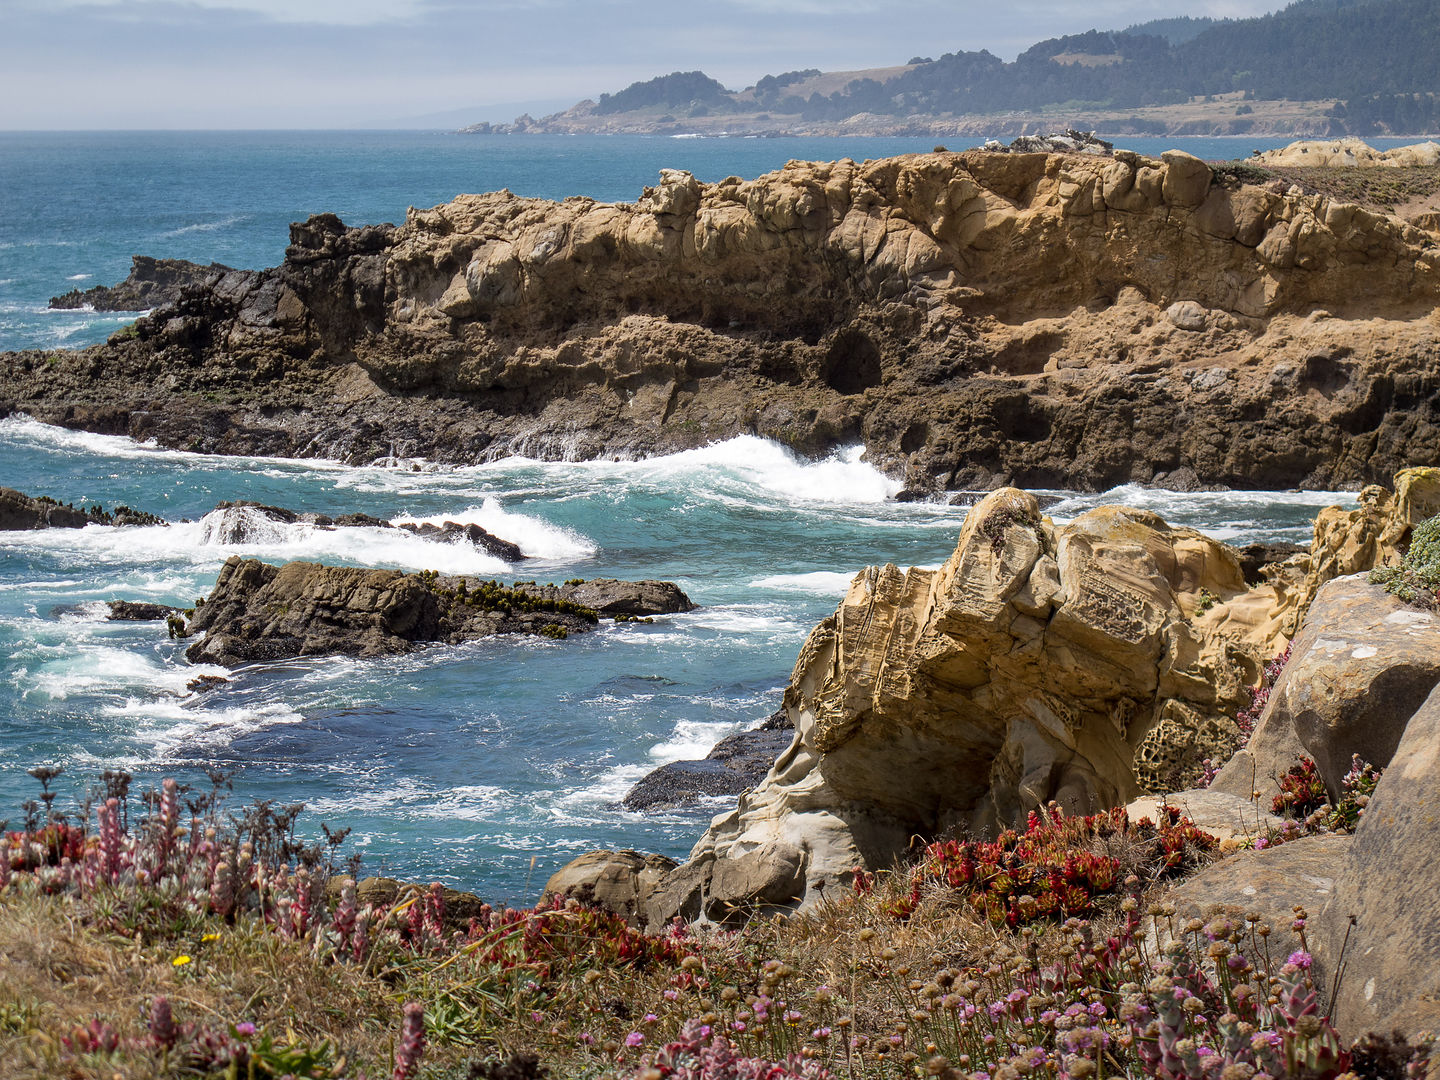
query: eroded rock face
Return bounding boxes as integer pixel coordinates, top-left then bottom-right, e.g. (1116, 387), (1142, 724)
(670, 489), (1271, 914)
(6, 151), (1440, 488)
(182, 557), (690, 666)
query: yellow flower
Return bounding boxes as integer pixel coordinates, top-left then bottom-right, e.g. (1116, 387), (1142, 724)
(173, 955), (192, 968)
(201, 933), (221, 943)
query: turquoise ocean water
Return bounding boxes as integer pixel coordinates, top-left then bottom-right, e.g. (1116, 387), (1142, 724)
(0, 132), (1364, 900)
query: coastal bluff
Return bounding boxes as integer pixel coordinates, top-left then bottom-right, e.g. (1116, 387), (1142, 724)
(4, 148), (1440, 490)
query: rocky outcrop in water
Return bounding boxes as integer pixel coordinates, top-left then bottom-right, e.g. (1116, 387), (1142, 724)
(106, 600), (180, 621)
(49, 256), (232, 312)
(5, 150), (1440, 487)
(0, 488), (162, 530)
(183, 557), (693, 666)
(623, 713), (793, 811)
(200, 502), (525, 560)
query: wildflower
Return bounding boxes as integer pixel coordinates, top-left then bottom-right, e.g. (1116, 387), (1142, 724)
(200, 932), (220, 943)
(663, 989), (679, 1001)
(1286, 949), (1312, 970)
(392, 1002), (425, 1080)
(172, 954), (192, 968)
(148, 996), (177, 1050)
(731, 1021), (747, 1033)
(625, 1031), (645, 1047)
(234, 1022), (256, 1037)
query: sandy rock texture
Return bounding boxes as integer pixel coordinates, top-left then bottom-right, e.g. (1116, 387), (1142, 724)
(4, 150), (1440, 488)
(665, 487), (1281, 915)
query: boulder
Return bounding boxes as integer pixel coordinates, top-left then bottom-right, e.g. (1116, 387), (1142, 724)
(623, 717), (794, 810)
(665, 488), (1272, 913)
(542, 849), (677, 927)
(1125, 787), (1284, 845)
(1212, 575), (1440, 799)
(1317, 683), (1440, 1040)
(347, 876), (489, 934)
(1165, 300), (1209, 331)
(558, 578), (696, 616)
(1233, 541), (1307, 586)
(182, 557), (668, 666)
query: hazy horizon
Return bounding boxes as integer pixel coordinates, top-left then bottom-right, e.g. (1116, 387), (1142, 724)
(2, 0), (1293, 131)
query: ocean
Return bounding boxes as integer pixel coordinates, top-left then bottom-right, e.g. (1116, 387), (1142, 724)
(0, 131), (1364, 901)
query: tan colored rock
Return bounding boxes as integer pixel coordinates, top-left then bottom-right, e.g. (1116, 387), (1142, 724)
(670, 489), (1269, 912)
(1165, 300), (1208, 331)
(1252, 138), (1440, 169)
(1318, 684), (1440, 1040)
(1212, 575), (1440, 800)
(9, 149), (1440, 493)
(542, 849), (677, 926)
(1160, 150), (1213, 207)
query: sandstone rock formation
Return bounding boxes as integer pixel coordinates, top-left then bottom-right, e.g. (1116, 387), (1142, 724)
(48, 256), (232, 313)
(1212, 575), (1440, 800)
(5, 150), (1440, 488)
(541, 850), (677, 927)
(661, 487), (1276, 915)
(0, 488), (163, 530)
(183, 557), (693, 666)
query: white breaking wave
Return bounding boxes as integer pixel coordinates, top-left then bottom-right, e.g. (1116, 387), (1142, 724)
(750, 570), (858, 595)
(65, 273), (91, 281)
(108, 697), (306, 759)
(390, 497), (596, 562)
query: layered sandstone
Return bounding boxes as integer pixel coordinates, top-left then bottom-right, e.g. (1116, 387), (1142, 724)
(4, 150), (1440, 488)
(667, 488), (1281, 917)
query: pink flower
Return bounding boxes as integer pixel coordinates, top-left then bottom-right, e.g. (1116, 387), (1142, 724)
(663, 989), (679, 1001)
(731, 1021), (747, 1033)
(625, 1031), (644, 1047)
(643, 1013), (658, 1023)
(1286, 949), (1313, 969)
(234, 1022), (256, 1037)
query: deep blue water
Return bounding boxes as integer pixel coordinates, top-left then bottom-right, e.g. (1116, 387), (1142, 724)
(0, 132), (1362, 901)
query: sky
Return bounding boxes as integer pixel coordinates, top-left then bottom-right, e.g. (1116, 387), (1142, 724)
(1, 0), (1294, 130)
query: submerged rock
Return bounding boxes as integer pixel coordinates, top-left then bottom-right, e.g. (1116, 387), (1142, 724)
(183, 557), (692, 666)
(200, 501), (526, 561)
(106, 600), (180, 621)
(395, 520), (524, 562)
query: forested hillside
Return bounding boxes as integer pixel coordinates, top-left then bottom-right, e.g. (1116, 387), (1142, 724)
(573, 0), (1440, 134)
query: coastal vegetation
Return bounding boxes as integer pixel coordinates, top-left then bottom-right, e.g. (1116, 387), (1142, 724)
(1, 763), (1420, 1080)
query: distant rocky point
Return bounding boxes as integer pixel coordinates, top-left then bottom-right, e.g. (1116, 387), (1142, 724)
(49, 255), (231, 313)
(6, 148), (1440, 490)
(0, 487), (163, 530)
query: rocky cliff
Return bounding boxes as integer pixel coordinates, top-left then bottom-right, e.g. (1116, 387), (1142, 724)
(5, 149), (1440, 488)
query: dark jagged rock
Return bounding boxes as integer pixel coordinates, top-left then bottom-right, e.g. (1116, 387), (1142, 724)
(7, 151), (1440, 490)
(0, 487), (163, 530)
(182, 557), (688, 667)
(106, 600), (179, 621)
(49, 256), (232, 312)
(396, 520), (524, 562)
(1234, 540), (1308, 585)
(558, 578), (695, 616)
(202, 502), (526, 560)
(186, 674), (229, 693)
(623, 716), (794, 810)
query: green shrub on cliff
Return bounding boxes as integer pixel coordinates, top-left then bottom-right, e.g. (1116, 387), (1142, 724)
(1370, 512), (1440, 608)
